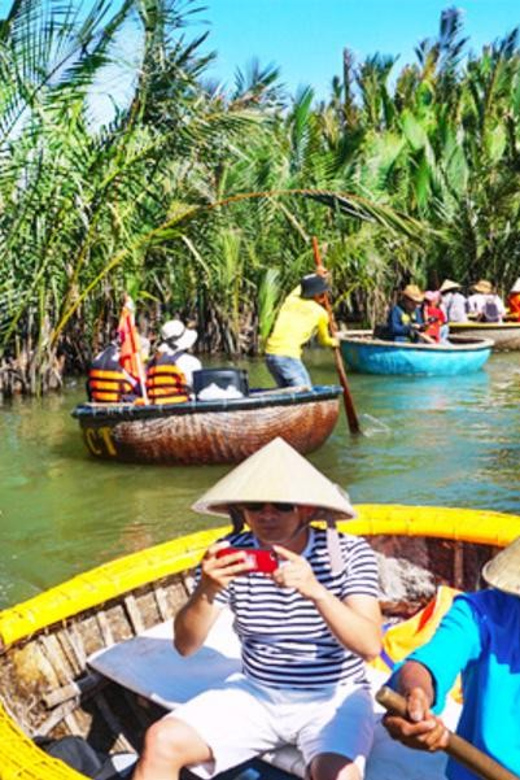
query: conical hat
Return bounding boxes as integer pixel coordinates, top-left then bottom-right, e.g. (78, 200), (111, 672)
(481, 536), (520, 596)
(510, 278), (520, 293)
(192, 437), (356, 519)
(439, 279), (461, 293)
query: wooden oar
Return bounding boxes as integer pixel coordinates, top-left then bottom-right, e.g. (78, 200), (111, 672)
(376, 686), (519, 780)
(311, 236), (361, 435)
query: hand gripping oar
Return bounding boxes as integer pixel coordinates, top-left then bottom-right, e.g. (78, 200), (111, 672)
(376, 686), (519, 780)
(311, 237), (361, 434)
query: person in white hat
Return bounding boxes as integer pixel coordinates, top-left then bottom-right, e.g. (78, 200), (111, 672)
(133, 438), (381, 780)
(146, 319), (202, 403)
(506, 278), (520, 321)
(439, 279), (468, 324)
(383, 536), (520, 780)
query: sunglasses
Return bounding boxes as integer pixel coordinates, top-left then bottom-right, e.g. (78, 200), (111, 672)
(242, 502), (295, 513)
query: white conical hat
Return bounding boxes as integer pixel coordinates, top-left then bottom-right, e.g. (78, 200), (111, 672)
(510, 278), (520, 293)
(439, 279), (461, 293)
(192, 437), (356, 520)
(481, 536), (520, 596)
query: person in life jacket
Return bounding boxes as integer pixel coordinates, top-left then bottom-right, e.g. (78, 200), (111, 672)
(506, 278), (520, 321)
(146, 319), (202, 404)
(87, 340), (138, 403)
(467, 279), (506, 323)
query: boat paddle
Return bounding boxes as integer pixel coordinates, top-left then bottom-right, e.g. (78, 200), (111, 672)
(376, 686), (519, 780)
(311, 237), (361, 435)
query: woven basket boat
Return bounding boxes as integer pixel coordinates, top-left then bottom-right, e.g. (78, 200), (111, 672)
(71, 385), (342, 465)
(340, 332), (493, 376)
(1, 504), (519, 780)
(449, 321), (520, 351)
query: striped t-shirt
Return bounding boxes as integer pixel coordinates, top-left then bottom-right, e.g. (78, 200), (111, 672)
(205, 527), (379, 690)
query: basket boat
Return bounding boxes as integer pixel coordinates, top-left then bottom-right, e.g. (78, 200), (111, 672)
(340, 332), (493, 376)
(449, 321), (520, 351)
(1, 504), (519, 780)
(71, 385), (342, 465)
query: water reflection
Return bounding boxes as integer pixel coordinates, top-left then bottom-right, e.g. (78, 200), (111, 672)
(1, 351), (520, 609)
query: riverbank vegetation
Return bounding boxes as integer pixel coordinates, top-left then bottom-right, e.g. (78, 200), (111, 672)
(1, 0), (520, 395)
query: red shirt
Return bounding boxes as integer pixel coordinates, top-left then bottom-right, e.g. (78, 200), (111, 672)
(423, 304), (446, 342)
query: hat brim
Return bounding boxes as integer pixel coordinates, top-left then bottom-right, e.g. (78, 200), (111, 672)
(169, 329), (197, 351)
(191, 438), (356, 520)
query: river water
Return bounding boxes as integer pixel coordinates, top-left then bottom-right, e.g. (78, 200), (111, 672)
(1, 350), (520, 610)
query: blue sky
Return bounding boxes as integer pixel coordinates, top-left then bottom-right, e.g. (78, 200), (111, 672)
(191, 0), (520, 98)
(91, 0), (520, 123)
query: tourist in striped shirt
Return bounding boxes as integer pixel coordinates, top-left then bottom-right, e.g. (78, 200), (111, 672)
(133, 438), (382, 780)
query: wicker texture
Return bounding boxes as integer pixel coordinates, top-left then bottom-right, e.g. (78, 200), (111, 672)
(76, 390), (340, 464)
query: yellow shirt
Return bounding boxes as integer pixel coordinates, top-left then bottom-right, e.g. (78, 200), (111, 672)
(265, 287), (336, 359)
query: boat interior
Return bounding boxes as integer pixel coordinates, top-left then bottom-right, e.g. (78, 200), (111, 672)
(0, 511), (512, 780)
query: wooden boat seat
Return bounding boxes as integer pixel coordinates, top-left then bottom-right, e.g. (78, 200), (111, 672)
(87, 610), (460, 780)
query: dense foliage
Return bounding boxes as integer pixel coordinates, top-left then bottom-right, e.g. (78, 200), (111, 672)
(1, 1), (519, 395)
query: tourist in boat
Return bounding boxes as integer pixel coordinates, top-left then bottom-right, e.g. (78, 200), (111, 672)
(439, 279), (468, 323)
(132, 438), (382, 780)
(264, 271), (338, 388)
(146, 319), (201, 403)
(505, 278), (520, 321)
(467, 280), (506, 323)
(386, 284), (432, 343)
(382, 536), (520, 780)
(422, 291), (447, 343)
(87, 339), (140, 403)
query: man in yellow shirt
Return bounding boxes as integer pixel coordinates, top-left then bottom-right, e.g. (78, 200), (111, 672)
(265, 273), (338, 388)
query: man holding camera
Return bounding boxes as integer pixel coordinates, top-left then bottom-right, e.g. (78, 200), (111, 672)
(133, 438), (381, 780)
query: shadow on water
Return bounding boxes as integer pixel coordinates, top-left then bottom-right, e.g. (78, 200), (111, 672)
(1, 350), (520, 608)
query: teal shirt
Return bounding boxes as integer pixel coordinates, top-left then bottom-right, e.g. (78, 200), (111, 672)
(406, 590), (520, 780)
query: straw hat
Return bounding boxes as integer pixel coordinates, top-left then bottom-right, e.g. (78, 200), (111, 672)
(192, 437), (355, 519)
(481, 536), (520, 596)
(160, 319), (198, 351)
(471, 279), (493, 294)
(402, 284), (424, 304)
(510, 278), (520, 294)
(439, 279), (461, 293)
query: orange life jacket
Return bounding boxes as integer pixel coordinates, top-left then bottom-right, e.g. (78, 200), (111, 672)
(146, 352), (189, 404)
(369, 585), (463, 702)
(88, 344), (134, 403)
(507, 292), (520, 321)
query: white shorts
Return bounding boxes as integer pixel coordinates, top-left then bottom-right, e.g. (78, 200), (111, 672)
(167, 673), (375, 778)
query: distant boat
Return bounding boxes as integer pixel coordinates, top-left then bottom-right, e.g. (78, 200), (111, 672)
(340, 332), (493, 376)
(449, 321), (520, 351)
(71, 385), (342, 465)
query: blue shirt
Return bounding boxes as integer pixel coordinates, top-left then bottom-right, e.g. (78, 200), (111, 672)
(407, 590), (520, 780)
(386, 303), (424, 341)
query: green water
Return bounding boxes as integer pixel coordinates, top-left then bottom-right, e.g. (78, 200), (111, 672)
(1, 351), (520, 610)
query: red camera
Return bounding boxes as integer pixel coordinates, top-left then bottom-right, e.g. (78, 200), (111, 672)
(216, 547), (278, 573)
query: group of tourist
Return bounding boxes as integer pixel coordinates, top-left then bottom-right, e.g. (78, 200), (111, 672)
(131, 437), (520, 780)
(384, 277), (520, 344)
(87, 319), (202, 404)
(88, 272), (520, 404)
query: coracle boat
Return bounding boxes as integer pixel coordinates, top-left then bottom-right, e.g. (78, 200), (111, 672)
(340, 332), (493, 376)
(449, 321), (520, 351)
(71, 385), (342, 465)
(1, 504), (519, 780)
